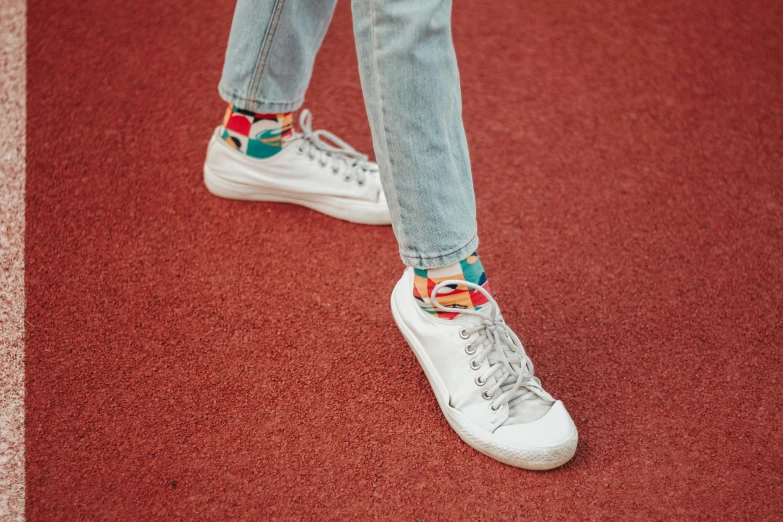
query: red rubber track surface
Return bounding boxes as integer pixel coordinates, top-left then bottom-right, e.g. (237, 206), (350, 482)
(26, 0), (783, 519)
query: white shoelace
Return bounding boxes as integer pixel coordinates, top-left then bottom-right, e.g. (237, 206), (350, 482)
(431, 280), (554, 413)
(289, 109), (376, 185)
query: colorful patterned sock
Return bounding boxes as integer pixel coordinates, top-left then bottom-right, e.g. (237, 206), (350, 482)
(413, 252), (490, 319)
(220, 105), (293, 159)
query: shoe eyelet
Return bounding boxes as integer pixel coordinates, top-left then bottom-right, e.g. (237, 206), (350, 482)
(459, 328), (469, 339)
(465, 344), (476, 355)
(332, 168), (339, 174)
(296, 147), (305, 155)
(342, 175), (352, 183)
(308, 153), (315, 160)
(490, 403), (500, 411)
(474, 375), (485, 386)
(319, 160), (327, 167)
(469, 359), (481, 370)
(482, 390), (493, 400)
(357, 180), (365, 186)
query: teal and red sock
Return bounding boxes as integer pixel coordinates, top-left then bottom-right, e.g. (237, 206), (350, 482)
(413, 252), (490, 319)
(221, 105), (293, 159)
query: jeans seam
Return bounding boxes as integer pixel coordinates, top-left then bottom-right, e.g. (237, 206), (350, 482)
(368, 0), (408, 253)
(248, 0), (287, 102)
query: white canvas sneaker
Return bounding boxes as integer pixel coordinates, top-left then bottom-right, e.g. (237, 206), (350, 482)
(203, 110), (391, 225)
(391, 268), (578, 470)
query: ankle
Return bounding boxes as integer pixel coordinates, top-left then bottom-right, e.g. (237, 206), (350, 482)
(412, 252), (489, 319)
(220, 104), (293, 158)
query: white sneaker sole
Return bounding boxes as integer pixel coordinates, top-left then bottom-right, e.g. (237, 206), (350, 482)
(203, 135), (392, 226)
(390, 283), (578, 470)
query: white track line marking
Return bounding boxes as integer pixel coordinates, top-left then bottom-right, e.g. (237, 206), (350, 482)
(0, 0), (26, 520)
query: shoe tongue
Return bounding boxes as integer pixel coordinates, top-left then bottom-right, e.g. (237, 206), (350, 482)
(460, 313), (488, 328)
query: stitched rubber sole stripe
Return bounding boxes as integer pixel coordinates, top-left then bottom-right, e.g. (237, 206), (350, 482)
(203, 163), (391, 226)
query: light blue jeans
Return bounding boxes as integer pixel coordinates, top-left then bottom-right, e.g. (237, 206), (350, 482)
(219, 0), (478, 269)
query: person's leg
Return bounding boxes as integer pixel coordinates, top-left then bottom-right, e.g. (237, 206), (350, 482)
(351, 0), (490, 316)
(216, 0), (333, 158)
(219, 0), (337, 114)
(205, 0), (391, 225)
(352, 0), (477, 269)
(351, 0), (578, 470)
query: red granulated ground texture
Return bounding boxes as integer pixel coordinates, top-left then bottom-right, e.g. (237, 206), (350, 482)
(25, 0), (783, 520)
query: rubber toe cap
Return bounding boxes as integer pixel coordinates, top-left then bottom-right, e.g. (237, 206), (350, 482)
(493, 401), (576, 449)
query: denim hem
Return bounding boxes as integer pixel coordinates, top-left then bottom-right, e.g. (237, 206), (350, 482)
(399, 234), (479, 269)
(218, 86), (305, 113)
